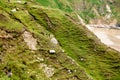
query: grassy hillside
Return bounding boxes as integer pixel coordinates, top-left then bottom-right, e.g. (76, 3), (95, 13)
(112, 0), (120, 22)
(29, 6), (120, 80)
(0, 0), (120, 80)
(36, 0), (73, 12)
(36, 0), (120, 23)
(0, 1), (92, 80)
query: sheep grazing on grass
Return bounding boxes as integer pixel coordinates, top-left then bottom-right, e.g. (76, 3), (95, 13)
(49, 50), (56, 54)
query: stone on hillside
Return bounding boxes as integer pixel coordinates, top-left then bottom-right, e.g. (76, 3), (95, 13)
(39, 63), (54, 78)
(106, 4), (112, 13)
(105, 14), (112, 19)
(62, 49), (65, 52)
(68, 69), (72, 74)
(16, 0), (22, 3)
(80, 58), (84, 61)
(74, 69), (77, 72)
(7, 72), (12, 77)
(50, 37), (58, 45)
(37, 57), (44, 61)
(11, 8), (16, 12)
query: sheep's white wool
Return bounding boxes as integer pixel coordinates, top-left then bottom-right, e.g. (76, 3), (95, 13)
(49, 50), (55, 54)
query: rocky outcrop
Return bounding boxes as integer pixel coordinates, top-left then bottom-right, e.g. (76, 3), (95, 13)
(22, 31), (37, 50)
(0, 29), (12, 39)
(39, 63), (54, 78)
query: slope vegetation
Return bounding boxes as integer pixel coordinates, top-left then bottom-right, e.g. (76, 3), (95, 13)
(0, 0), (120, 80)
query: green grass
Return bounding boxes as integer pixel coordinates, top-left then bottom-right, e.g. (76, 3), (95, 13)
(36, 0), (120, 23)
(0, 0), (120, 80)
(0, 1), (92, 80)
(36, 0), (73, 12)
(29, 7), (120, 80)
(52, 17), (120, 80)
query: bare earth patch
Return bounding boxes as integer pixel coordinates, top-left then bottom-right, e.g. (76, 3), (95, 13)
(22, 31), (37, 50)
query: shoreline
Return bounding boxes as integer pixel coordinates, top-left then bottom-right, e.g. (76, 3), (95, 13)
(86, 24), (120, 52)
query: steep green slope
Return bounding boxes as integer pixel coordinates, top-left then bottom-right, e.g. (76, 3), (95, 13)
(0, 0), (120, 80)
(36, 0), (73, 12)
(29, 6), (120, 80)
(36, 0), (120, 24)
(0, 1), (92, 80)
(112, 0), (120, 22)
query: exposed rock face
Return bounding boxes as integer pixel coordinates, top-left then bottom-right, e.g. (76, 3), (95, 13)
(106, 4), (112, 13)
(22, 31), (37, 50)
(105, 4), (112, 19)
(0, 29), (12, 38)
(77, 14), (85, 26)
(39, 63), (54, 78)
